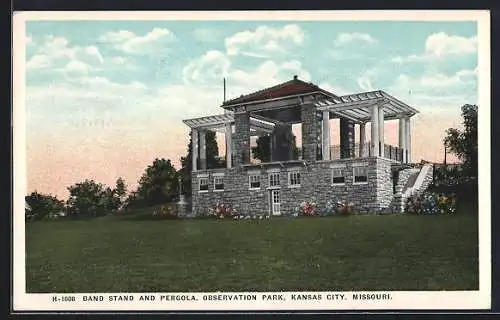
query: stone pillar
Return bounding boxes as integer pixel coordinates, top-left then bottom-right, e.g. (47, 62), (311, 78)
(225, 124), (232, 168)
(340, 118), (355, 158)
(359, 122), (366, 157)
(301, 104), (318, 161)
(322, 111), (330, 160)
(399, 118), (406, 163)
(405, 117), (412, 163)
(371, 104), (379, 157)
(233, 111), (250, 166)
(199, 130), (207, 170)
(378, 106), (385, 158)
(191, 129), (198, 171)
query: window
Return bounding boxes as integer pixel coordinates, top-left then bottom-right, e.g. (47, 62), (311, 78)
(199, 177), (209, 191)
(214, 176), (224, 191)
(353, 167), (368, 184)
(288, 171), (301, 187)
(249, 174), (261, 189)
(269, 172), (280, 187)
(331, 168), (345, 185)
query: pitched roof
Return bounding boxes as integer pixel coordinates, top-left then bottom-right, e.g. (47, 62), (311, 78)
(221, 76), (330, 107)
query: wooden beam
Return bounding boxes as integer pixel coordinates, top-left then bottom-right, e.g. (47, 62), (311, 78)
(250, 114), (284, 125)
(331, 110), (362, 123)
(316, 98), (385, 112)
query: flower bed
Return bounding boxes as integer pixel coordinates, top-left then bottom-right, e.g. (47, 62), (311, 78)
(321, 200), (354, 216)
(208, 201), (236, 219)
(293, 201), (318, 217)
(152, 204), (178, 219)
(405, 191), (457, 215)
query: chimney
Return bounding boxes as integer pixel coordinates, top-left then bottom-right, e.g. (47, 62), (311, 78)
(293, 75), (298, 80)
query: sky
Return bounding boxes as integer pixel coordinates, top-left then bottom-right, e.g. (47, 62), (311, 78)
(24, 19), (478, 199)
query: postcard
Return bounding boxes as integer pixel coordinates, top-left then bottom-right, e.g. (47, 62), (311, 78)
(13, 10), (491, 312)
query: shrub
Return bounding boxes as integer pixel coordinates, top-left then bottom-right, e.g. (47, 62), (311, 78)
(208, 201), (237, 219)
(152, 204), (178, 220)
(405, 191), (457, 215)
(336, 201), (355, 216)
(295, 201), (318, 217)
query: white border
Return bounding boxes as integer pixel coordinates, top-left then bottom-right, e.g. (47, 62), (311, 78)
(13, 10), (491, 311)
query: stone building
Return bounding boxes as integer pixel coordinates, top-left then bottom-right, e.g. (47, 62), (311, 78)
(182, 76), (433, 217)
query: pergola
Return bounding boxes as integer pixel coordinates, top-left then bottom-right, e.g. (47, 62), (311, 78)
(314, 90), (419, 162)
(182, 112), (276, 171)
(183, 87), (419, 171)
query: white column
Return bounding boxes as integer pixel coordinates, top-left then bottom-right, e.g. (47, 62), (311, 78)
(269, 134), (273, 162)
(199, 130), (207, 170)
(359, 123), (366, 157)
(191, 129), (198, 171)
(225, 124), (232, 168)
(378, 106), (385, 158)
(399, 118), (406, 163)
(405, 117), (411, 163)
(371, 104), (379, 157)
(322, 110), (330, 160)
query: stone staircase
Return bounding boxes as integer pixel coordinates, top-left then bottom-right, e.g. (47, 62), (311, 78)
(391, 164), (434, 213)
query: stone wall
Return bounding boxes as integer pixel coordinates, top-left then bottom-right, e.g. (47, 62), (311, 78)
(191, 157), (396, 216)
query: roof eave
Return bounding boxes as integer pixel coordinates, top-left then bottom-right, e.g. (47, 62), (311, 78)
(220, 90), (327, 109)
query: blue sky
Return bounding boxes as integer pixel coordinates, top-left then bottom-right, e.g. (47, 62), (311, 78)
(25, 19), (478, 197)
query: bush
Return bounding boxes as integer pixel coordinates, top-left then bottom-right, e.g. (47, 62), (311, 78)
(405, 191), (457, 215)
(322, 200), (338, 217)
(294, 201), (318, 217)
(152, 204), (178, 220)
(208, 201), (237, 219)
(336, 201), (355, 216)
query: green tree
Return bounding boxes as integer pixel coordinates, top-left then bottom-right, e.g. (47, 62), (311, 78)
(114, 177), (127, 209)
(25, 191), (65, 221)
(66, 180), (109, 218)
(180, 130), (220, 195)
(251, 135), (271, 162)
(444, 104), (478, 177)
(252, 133), (300, 162)
(135, 158), (179, 206)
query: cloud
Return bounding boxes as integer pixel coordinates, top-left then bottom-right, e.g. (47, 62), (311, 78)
(182, 50), (312, 99)
(182, 50), (231, 86)
(317, 82), (352, 96)
(98, 28), (176, 54)
(62, 60), (92, 75)
(192, 27), (221, 43)
(225, 24), (304, 58)
(391, 32), (477, 63)
(392, 68), (477, 93)
(335, 32), (377, 46)
(26, 35), (105, 72)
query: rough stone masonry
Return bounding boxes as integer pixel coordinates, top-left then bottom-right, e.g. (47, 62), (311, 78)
(191, 157), (398, 216)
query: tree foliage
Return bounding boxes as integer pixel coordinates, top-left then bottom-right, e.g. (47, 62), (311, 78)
(252, 133), (300, 162)
(114, 177), (127, 209)
(134, 158), (179, 207)
(251, 135), (271, 162)
(66, 179), (119, 218)
(25, 191), (65, 221)
(444, 104), (478, 177)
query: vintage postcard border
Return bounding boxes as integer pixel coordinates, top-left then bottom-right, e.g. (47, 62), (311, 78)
(13, 10), (491, 311)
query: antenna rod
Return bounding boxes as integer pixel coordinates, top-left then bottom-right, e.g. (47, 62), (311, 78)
(223, 78), (226, 102)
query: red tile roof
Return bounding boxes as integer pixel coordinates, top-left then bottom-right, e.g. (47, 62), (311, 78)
(221, 76), (330, 107)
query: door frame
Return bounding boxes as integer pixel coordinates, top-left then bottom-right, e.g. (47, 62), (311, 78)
(269, 189), (281, 216)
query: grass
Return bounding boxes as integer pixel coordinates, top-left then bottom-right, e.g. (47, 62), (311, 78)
(25, 207), (478, 293)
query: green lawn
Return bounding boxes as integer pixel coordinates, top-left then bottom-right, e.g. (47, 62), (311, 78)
(25, 209), (478, 293)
